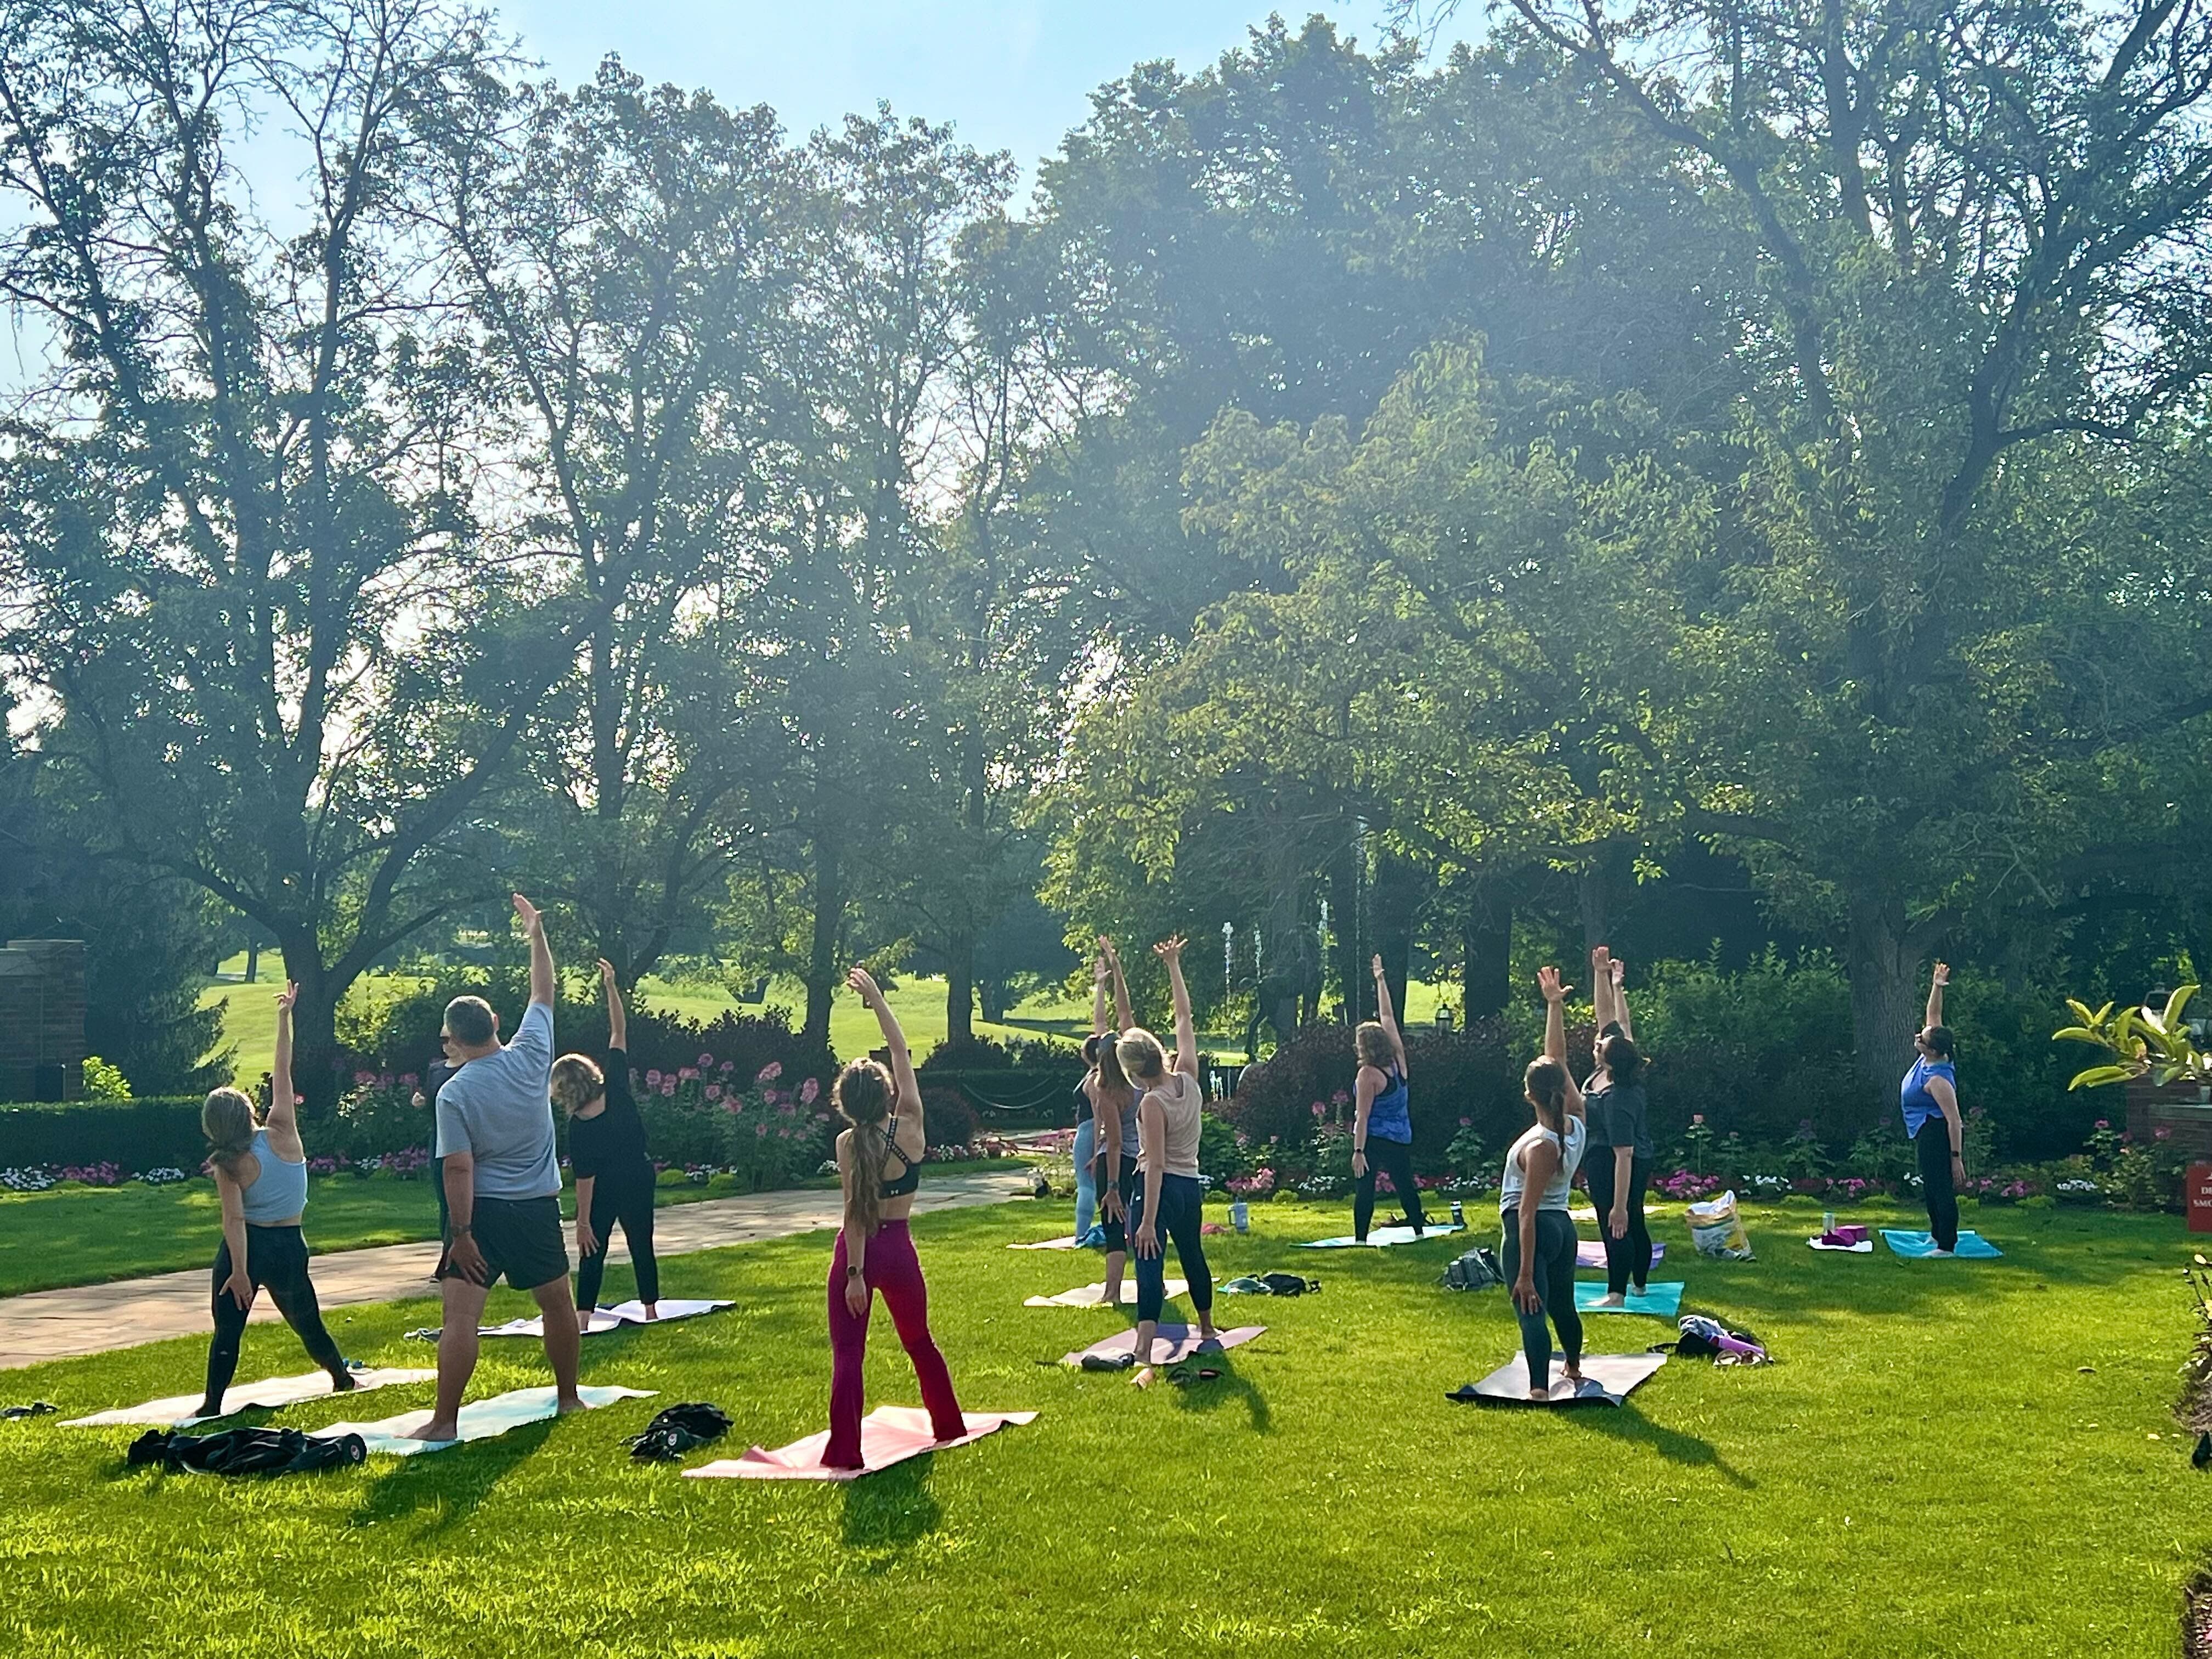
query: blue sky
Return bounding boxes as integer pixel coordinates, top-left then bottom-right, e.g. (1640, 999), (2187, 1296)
(495, 2), (1422, 188)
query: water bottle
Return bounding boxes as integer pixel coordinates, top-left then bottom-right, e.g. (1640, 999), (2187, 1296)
(1230, 1200), (1250, 1233)
(1821, 1209), (1836, 1238)
(1449, 1200), (1465, 1229)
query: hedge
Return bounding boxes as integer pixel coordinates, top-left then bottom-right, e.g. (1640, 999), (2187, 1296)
(1, 1099), (214, 1171)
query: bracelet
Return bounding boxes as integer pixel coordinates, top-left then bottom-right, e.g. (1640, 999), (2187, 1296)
(452, 1226), (472, 1239)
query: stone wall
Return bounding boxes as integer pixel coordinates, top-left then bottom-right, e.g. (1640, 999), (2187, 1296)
(0, 939), (87, 1102)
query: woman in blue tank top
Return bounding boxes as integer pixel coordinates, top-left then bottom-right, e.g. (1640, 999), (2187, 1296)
(1901, 961), (1965, 1255)
(1351, 955), (1427, 1242)
(193, 984), (353, 1420)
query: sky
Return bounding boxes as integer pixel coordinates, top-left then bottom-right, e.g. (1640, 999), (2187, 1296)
(492, 1), (1421, 191)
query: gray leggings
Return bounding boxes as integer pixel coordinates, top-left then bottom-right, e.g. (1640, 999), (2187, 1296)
(1499, 1206), (1582, 1388)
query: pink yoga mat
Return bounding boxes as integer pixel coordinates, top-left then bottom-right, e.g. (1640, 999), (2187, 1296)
(1060, 1324), (1265, 1367)
(684, 1407), (1037, 1481)
(1576, 1239), (1666, 1269)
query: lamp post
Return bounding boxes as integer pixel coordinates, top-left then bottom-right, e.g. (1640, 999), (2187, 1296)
(1222, 921), (1235, 1005)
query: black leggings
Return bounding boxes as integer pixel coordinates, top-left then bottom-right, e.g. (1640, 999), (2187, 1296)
(575, 1172), (659, 1312)
(1353, 1137), (1426, 1240)
(1915, 1122), (1959, 1251)
(1131, 1172), (1214, 1322)
(1096, 1155), (1139, 1254)
(1499, 1206), (1582, 1387)
(1582, 1151), (1653, 1294)
(204, 1224), (346, 1408)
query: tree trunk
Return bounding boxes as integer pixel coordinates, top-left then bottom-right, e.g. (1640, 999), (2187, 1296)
(1372, 851), (1423, 1024)
(1847, 894), (1925, 1093)
(1329, 842), (1363, 1023)
(804, 821), (844, 1052)
(244, 941), (258, 984)
(279, 935), (344, 1117)
(946, 929), (975, 1045)
(1578, 862), (1611, 954)
(1463, 905), (1512, 1023)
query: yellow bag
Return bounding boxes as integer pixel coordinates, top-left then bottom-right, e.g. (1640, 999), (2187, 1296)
(1685, 1189), (1754, 1260)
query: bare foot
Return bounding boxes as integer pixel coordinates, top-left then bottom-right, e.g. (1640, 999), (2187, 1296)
(1594, 1293), (1627, 1309)
(555, 1392), (588, 1414)
(328, 1367), (358, 1392)
(642, 1304), (659, 1321)
(190, 1400), (223, 1421)
(1527, 1386), (1551, 1401)
(405, 1420), (459, 1442)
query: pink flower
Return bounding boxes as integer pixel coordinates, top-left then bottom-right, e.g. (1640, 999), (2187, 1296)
(755, 1123), (768, 1138)
(2155, 1126), (2172, 1140)
(1459, 1116), (1471, 1127)
(679, 1067), (698, 1081)
(729, 1099), (744, 1115)
(379, 1073), (394, 1088)
(1692, 1113), (1706, 1125)
(800, 1077), (820, 1105)
(2095, 1119), (2109, 1130)
(645, 1069), (663, 1086)
(706, 1084), (723, 1101)
(661, 1080), (676, 1097)
(758, 1060), (784, 1083)
(354, 1070), (376, 1085)
(1331, 1089), (1350, 1106)
(1311, 1101), (1325, 1119)
(399, 1073), (417, 1088)
(720, 1059), (735, 1073)
(697, 1052), (714, 1068)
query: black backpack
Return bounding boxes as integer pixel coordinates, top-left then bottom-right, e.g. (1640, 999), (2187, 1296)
(128, 1426), (366, 1476)
(624, 1402), (732, 1463)
(1444, 1247), (1506, 1291)
(1257, 1273), (1319, 1297)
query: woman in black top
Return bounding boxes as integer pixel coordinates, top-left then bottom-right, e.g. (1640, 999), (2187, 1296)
(552, 959), (660, 1320)
(1581, 947), (1654, 1306)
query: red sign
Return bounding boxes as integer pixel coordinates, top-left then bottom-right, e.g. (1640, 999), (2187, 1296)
(2190, 1163), (2212, 1234)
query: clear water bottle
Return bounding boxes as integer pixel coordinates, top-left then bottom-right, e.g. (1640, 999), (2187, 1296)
(1449, 1200), (1465, 1229)
(1821, 1209), (1836, 1238)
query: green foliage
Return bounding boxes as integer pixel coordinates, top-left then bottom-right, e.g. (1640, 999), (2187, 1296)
(1196, 1111), (1249, 1186)
(0, 1102), (215, 1173)
(2055, 985), (2209, 1090)
(78, 1058), (131, 1103)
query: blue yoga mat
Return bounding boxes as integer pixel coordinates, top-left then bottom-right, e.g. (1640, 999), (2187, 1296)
(1882, 1229), (2003, 1260)
(1572, 1281), (1684, 1317)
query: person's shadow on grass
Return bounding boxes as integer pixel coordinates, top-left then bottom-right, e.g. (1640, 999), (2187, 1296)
(346, 1416), (557, 1537)
(1563, 1404), (1756, 1488)
(839, 1455), (943, 1561)
(1163, 1355), (1270, 1434)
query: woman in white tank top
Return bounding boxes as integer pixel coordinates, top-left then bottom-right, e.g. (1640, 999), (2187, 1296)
(1498, 967), (1590, 1400)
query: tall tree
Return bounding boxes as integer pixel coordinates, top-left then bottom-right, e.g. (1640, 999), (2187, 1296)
(0, 1), (602, 1104)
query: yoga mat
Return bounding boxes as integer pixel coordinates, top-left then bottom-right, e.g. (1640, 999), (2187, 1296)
(1882, 1229), (2004, 1260)
(690, 1407), (1035, 1486)
(1024, 1280), (1183, 1308)
(1296, 1223), (1464, 1249)
(63, 1368), (436, 1429)
(1808, 1235), (1874, 1254)
(1449, 1351), (1666, 1407)
(686, 1407), (1038, 1482)
(311, 1384), (654, 1455)
(1572, 1282), (1684, 1317)
(1577, 1239), (1665, 1269)
(482, 1297), (736, 1338)
(1007, 1235), (1082, 1250)
(1060, 1325), (1265, 1368)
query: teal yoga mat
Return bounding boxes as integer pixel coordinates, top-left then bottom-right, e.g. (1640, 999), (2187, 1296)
(1572, 1281), (1683, 1317)
(1882, 1229), (2003, 1259)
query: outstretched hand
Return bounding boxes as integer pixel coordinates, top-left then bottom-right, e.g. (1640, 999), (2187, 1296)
(1154, 935), (1186, 963)
(1537, 966), (1571, 1004)
(847, 966), (883, 1006)
(1932, 961), (1950, 988)
(1093, 953), (1109, 984)
(511, 893), (542, 935)
(1371, 953), (1385, 980)
(1610, 957), (1626, 988)
(1097, 934), (1120, 963)
(597, 957), (617, 987)
(275, 980), (298, 1012)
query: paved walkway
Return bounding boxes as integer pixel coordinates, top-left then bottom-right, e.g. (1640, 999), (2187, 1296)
(1, 1170), (1037, 1370)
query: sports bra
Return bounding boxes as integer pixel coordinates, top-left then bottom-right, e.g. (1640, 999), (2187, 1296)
(879, 1112), (923, 1199)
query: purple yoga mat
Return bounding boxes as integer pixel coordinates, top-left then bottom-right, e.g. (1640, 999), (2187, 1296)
(1060, 1324), (1265, 1367)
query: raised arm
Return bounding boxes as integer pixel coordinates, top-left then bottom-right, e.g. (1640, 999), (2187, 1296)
(1926, 960), (1948, 1031)
(267, 982), (300, 1141)
(849, 966), (919, 1111)
(1538, 966), (1572, 1063)
(1102, 936), (1133, 1031)
(1091, 952), (1109, 1037)
(599, 958), (627, 1052)
(1610, 956), (1634, 1043)
(1157, 936), (1197, 1076)
(1370, 955), (1407, 1072)
(515, 893), (553, 1008)
(1589, 946), (1615, 1034)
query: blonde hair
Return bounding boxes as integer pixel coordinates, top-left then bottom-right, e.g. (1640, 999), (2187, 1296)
(1355, 1022), (1394, 1069)
(1115, 1026), (1168, 1084)
(201, 1087), (260, 1176)
(834, 1059), (894, 1240)
(551, 1053), (606, 1117)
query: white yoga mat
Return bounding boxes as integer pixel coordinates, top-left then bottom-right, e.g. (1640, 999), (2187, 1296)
(1451, 1351), (1665, 1406)
(312, 1384), (654, 1455)
(1807, 1235), (1874, 1254)
(481, 1297), (735, 1338)
(1007, 1235), (1083, 1250)
(63, 1367), (436, 1429)
(1297, 1223), (1464, 1249)
(1024, 1280), (1184, 1308)
(1061, 1324), (1265, 1367)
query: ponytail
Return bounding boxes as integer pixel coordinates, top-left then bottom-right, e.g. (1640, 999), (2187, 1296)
(201, 1087), (259, 1178)
(1523, 1058), (1571, 1137)
(834, 1059), (893, 1240)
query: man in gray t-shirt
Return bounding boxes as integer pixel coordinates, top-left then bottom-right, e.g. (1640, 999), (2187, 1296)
(408, 894), (584, 1442)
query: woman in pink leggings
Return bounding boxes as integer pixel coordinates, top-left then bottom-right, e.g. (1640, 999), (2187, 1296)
(824, 965), (966, 1468)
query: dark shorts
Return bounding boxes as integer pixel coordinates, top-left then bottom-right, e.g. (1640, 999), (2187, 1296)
(438, 1194), (568, 1291)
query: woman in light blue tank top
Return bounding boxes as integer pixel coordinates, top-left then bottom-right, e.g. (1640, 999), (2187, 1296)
(192, 984), (353, 1420)
(1498, 967), (1590, 1400)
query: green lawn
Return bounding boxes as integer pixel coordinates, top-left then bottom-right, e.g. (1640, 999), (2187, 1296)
(1, 1196), (2200, 1656)
(0, 1163), (1035, 1297)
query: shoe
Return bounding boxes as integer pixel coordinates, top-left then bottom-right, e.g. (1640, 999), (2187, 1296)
(1079, 1351), (1137, 1373)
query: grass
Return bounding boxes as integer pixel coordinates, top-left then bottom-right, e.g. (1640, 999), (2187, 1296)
(0, 1162), (1035, 1297)
(2, 1194), (2202, 1657)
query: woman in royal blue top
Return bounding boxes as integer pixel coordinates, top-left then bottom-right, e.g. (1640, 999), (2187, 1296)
(1901, 961), (1965, 1255)
(1352, 955), (1426, 1242)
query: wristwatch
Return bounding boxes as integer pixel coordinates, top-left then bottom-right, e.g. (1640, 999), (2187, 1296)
(845, 1265), (862, 1278)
